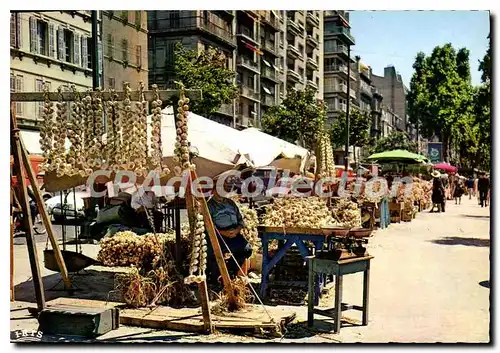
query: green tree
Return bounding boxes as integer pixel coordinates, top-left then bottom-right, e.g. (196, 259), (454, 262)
(370, 131), (418, 154)
(261, 87), (326, 150)
(407, 44), (474, 162)
(173, 43), (238, 118)
(329, 109), (372, 165)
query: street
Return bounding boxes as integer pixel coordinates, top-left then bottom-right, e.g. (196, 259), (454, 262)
(11, 197), (490, 343)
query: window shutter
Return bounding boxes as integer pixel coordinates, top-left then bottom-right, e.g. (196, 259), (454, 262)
(10, 74), (15, 92)
(16, 76), (23, 116)
(10, 14), (16, 47)
(81, 37), (88, 68)
(136, 45), (141, 67)
(16, 15), (21, 47)
(57, 27), (64, 60)
(29, 17), (37, 53)
(74, 33), (80, 65)
(49, 23), (55, 57)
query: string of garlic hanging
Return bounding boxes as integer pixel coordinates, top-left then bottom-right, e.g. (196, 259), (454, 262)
(185, 203), (208, 284)
(122, 83), (134, 170)
(67, 86), (83, 176)
(82, 92), (94, 176)
(150, 84), (165, 174)
(55, 87), (69, 177)
(105, 90), (116, 170)
(111, 90), (125, 170)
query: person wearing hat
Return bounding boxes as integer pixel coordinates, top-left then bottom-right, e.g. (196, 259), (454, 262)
(206, 172), (252, 283)
(431, 170), (446, 212)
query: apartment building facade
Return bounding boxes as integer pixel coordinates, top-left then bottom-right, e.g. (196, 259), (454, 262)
(322, 10), (356, 125)
(148, 10), (323, 128)
(101, 11), (149, 90)
(10, 11), (93, 133)
(371, 65), (409, 133)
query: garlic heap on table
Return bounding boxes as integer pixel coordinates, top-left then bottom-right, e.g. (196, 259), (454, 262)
(330, 198), (362, 228)
(184, 201), (208, 285)
(262, 197), (338, 229)
(97, 231), (174, 267)
(173, 87), (193, 175)
(39, 85), (55, 173)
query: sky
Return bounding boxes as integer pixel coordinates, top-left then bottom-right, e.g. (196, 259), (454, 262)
(348, 11), (491, 87)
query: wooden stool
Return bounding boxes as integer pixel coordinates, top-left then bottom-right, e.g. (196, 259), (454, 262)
(307, 255), (373, 333)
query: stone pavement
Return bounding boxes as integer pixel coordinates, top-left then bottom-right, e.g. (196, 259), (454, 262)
(10, 197), (490, 343)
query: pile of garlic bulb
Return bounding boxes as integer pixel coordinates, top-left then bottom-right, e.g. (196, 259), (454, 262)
(330, 198), (362, 229)
(184, 202), (208, 285)
(97, 231), (174, 267)
(262, 197), (338, 229)
(316, 131), (335, 178)
(237, 203), (260, 252)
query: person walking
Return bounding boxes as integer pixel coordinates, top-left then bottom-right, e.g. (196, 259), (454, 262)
(466, 176), (475, 199)
(478, 173), (490, 208)
(453, 178), (465, 205)
(474, 175), (480, 205)
(431, 171), (446, 212)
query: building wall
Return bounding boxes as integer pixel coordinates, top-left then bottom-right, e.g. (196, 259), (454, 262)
(10, 11), (93, 128)
(101, 10), (148, 90)
(371, 66), (408, 130)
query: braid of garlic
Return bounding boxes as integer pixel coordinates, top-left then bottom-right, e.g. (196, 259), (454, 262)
(82, 92), (94, 176)
(185, 202), (207, 284)
(111, 90), (123, 173)
(55, 87), (68, 177)
(93, 88), (104, 169)
(122, 83), (134, 170)
(39, 84), (54, 172)
(67, 86), (82, 176)
(150, 84), (165, 175)
(105, 90), (115, 169)
(133, 82), (147, 178)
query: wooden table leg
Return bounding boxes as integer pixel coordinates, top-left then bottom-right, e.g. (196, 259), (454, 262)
(334, 274), (343, 333)
(307, 257), (314, 326)
(362, 262), (370, 326)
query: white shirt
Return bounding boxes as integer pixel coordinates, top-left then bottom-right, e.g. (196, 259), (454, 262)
(131, 189), (157, 210)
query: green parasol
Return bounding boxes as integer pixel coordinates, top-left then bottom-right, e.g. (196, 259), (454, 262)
(367, 149), (429, 165)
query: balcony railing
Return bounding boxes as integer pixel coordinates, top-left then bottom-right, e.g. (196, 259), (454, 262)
(287, 44), (301, 58)
(307, 79), (318, 90)
(361, 84), (373, 96)
(325, 65), (348, 74)
(240, 85), (260, 101)
(306, 34), (319, 48)
(324, 26), (355, 45)
(287, 70), (301, 82)
(326, 44), (349, 56)
(261, 39), (278, 55)
(217, 103), (234, 116)
(261, 66), (278, 81)
(261, 93), (276, 106)
(237, 56), (260, 73)
(237, 26), (258, 44)
(287, 18), (301, 35)
(306, 12), (320, 26)
(260, 12), (280, 29)
(350, 88), (356, 98)
(306, 57), (319, 70)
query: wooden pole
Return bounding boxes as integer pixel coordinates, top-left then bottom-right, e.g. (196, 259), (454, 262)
(11, 106), (45, 311)
(18, 133), (71, 289)
(189, 170), (236, 308)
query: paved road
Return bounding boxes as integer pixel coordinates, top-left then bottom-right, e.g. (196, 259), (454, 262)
(11, 197), (490, 343)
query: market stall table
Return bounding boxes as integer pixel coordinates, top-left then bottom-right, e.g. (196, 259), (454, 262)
(258, 226), (340, 298)
(307, 255), (373, 333)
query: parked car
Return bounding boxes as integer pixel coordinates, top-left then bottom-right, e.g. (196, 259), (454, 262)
(46, 191), (87, 222)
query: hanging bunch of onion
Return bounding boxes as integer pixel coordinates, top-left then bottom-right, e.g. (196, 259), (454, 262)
(54, 86), (70, 177)
(236, 203), (260, 252)
(331, 197), (362, 228)
(97, 230), (174, 267)
(262, 196), (338, 229)
(173, 88), (193, 176)
(39, 85), (55, 173)
(184, 201), (208, 285)
(66, 86), (84, 176)
(149, 84), (167, 175)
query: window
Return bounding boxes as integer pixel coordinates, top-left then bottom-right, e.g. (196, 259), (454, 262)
(63, 29), (74, 63)
(10, 13), (21, 48)
(169, 11), (180, 28)
(135, 11), (141, 27)
(324, 77), (335, 92)
(121, 11), (128, 22)
(30, 17), (49, 55)
(156, 47), (166, 68)
(122, 39), (128, 62)
(108, 78), (115, 89)
(48, 24), (55, 57)
(298, 67), (304, 77)
(324, 39), (336, 53)
(81, 36), (89, 68)
(298, 44), (304, 54)
(107, 34), (114, 57)
(245, 75), (253, 88)
(136, 45), (142, 67)
(11, 74), (23, 117)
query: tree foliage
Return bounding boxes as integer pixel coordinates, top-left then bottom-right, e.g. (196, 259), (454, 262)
(173, 43), (238, 118)
(370, 131), (418, 154)
(261, 87), (327, 150)
(407, 44), (475, 163)
(329, 109), (372, 150)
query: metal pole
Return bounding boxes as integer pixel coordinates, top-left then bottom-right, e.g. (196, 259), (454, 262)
(91, 11), (99, 89)
(344, 45), (351, 171)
